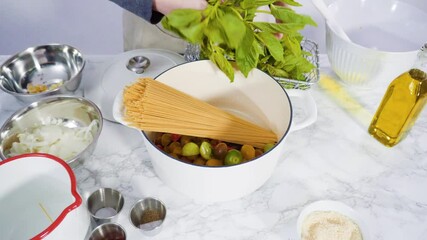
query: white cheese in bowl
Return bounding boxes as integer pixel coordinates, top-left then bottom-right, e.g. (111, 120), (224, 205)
(301, 210), (363, 240)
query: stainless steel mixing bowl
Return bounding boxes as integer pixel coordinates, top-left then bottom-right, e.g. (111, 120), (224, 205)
(0, 96), (103, 168)
(0, 44), (85, 103)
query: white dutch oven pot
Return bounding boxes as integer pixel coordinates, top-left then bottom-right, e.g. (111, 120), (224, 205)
(118, 60), (317, 203)
(0, 153), (90, 239)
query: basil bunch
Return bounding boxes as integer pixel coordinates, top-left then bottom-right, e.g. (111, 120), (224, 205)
(162, 0), (317, 82)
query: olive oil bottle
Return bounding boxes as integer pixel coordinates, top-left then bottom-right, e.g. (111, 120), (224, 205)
(369, 43), (427, 147)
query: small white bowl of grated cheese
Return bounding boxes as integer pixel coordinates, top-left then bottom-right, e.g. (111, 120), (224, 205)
(0, 96), (103, 168)
(297, 200), (370, 240)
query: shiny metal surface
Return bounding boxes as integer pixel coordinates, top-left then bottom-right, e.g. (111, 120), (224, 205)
(126, 56), (150, 74)
(0, 44), (85, 103)
(0, 96), (102, 167)
(87, 188), (124, 227)
(129, 197), (166, 236)
(88, 223), (126, 240)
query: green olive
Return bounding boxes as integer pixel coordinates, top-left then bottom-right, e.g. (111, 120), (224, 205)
(200, 141), (213, 160)
(224, 149), (243, 165)
(263, 143), (275, 153)
(182, 142), (200, 156)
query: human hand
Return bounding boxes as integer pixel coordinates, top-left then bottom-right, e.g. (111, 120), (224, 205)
(153, 0), (208, 15)
(273, 1), (287, 39)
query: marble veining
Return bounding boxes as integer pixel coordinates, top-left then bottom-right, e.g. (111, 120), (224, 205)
(0, 55), (426, 240)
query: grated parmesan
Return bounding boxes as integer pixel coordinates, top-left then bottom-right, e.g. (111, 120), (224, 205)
(301, 211), (363, 240)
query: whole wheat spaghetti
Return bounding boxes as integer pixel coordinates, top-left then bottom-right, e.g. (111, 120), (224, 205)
(123, 77), (278, 148)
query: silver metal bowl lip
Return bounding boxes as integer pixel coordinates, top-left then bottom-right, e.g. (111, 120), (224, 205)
(0, 95), (103, 165)
(0, 43), (86, 96)
(89, 222), (127, 239)
(128, 197), (167, 231)
(87, 187), (125, 220)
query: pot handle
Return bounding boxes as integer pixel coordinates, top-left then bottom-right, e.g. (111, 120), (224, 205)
(287, 89), (317, 132)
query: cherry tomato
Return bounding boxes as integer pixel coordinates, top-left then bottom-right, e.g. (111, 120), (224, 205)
(171, 134), (181, 142)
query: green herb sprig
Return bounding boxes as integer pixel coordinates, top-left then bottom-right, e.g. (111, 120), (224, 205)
(162, 0), (317, 82)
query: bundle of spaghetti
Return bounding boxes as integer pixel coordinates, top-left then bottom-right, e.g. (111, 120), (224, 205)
(123, 77), (278, 148)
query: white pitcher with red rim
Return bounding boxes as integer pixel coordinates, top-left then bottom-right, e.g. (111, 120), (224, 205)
(0, 153), (90, 239)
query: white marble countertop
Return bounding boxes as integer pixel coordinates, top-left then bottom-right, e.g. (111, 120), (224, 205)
(1, 55), (426, 240)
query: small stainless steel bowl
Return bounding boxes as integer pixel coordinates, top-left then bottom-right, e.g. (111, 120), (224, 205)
(89, 223), (126, 240)
(87, 188), (125, 227)
(0, 96), (102, 167)
(129, 197), (166, 236)
(0, 44), (85, 103)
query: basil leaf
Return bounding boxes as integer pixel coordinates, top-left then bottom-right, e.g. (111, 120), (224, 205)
(162, 0), (316, 83)
(256, 32), (284, 62)
(205, 18), (227, 44)
(162, 9), (203, 28)
(265, 64), (290, 78)
(218, 8), (246, 48)
(252, 22), (307, 34)
(236, 27), (258, 77)
(162, 9), (204, 42)
(281, 0), (302, 7)
(240, 0), (276, 9)
(270, 5), (317, 26)
(210, 46), (235, 82)
(282, 35), (302, 56)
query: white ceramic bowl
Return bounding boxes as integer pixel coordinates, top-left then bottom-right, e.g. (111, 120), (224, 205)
(134, 60), (317, 203)
(297, 200), (370, 240)
(325, 0), (427, 86)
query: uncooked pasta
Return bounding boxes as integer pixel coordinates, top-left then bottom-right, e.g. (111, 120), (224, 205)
(122, 77), (278, 148)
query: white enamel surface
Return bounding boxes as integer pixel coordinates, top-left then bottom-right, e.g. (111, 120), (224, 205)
(144, 136), (284, 203)
(286, 90), (318, 132)
(0, 155), (90, 239)
(111, 60), (319, 202)
(140, 60), (293, 203)
(296, 200), (370, 240)
(111, 60), (318, 203)
(46, 206), (90, 240)
(152, 60), (292, 134)
(324, 0), (427, 86)
(112, 89), (128, 127)
(85, 49), (185, 122)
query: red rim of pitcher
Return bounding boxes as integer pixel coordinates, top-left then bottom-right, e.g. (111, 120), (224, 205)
(0, 153), (82, 239)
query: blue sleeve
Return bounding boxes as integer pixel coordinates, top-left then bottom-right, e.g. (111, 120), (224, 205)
(109, 0), (164, 24)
